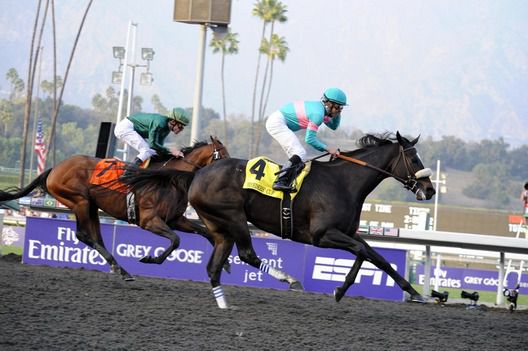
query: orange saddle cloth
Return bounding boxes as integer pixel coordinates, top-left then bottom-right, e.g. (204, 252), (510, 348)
(89, 158), (128, 193)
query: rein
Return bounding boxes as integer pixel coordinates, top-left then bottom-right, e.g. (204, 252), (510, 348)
(336, 146), (432, 194)
(336, 154), (407, 183)
(181, 144), (226, 170)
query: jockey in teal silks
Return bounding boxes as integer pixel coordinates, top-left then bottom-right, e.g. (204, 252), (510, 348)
(265, 87), (347, 192)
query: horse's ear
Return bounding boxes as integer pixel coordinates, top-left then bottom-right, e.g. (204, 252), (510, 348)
(411, 134), (420, 146)
(210, 135), (214, 143)
(396, 131), (403, 144)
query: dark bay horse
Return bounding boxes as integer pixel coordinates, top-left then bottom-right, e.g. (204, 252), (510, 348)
(187, 132), (436, 308)
(0, 137), (228, 280)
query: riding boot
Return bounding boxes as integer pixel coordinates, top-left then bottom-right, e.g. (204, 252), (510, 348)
(272, 155), (305, 192)
(122, 157), (143, 178)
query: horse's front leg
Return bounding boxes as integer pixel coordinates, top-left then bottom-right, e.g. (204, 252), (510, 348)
(315, 228), (372, 301)
(354, 235), (425, 302)
(139, 216), (180, 264)
(334, 257), (364, 302)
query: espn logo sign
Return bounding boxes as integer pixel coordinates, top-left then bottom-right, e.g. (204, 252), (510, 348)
(312, 256), (396, 287)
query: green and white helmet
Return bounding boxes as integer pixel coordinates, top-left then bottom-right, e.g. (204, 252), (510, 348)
(168, 107), (189, 125)
(323, 88), (347, 105)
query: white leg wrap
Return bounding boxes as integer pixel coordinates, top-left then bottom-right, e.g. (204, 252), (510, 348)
(212, 286), (228, 309)
(260, 262), (287, 281)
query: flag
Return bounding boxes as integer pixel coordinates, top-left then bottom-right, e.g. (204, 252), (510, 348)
(34, 117), (47, 174)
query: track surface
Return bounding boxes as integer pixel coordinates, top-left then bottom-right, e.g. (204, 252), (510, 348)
(1, 254), (526, 350)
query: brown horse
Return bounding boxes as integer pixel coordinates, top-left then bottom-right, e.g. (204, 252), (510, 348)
(0, 136), (229, 280)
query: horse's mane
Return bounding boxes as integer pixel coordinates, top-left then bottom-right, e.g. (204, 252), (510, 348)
(181, 140), (209, 156)
(336, 132), (396, 158)
(119, 167), (194, 201)
(356, 132), (395, 148)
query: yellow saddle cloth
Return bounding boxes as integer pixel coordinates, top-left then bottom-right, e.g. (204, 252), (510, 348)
(242, 157), (311, 200)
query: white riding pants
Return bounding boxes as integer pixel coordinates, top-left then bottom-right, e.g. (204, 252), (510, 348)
(114, 118), (157, 162)
(265, 110), (307, 161)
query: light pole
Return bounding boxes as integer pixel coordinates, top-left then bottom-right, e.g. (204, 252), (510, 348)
(112, 22), (155, 161)
(173, 0), (231, 145)
(431, 160), (447, 292)
(431, 160), (447, 231)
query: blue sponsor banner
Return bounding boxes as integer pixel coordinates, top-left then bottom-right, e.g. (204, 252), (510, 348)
(303, 246), (406, 301)
(23, 217), (111, 271)
(111, 224), (210, 282)
(221, 237), (305, 290)
(416, 265), (528, 293)
(23, 218), (408, 301)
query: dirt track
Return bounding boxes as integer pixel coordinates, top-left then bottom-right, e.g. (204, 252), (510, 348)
(1, 254), (527, 351)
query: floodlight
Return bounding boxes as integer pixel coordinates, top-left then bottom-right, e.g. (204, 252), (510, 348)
(141, 48), (155, 61)
(431, 290), (449, 304)
(211, 24), (228, 40)
(461, 291), (479, 308)
(113, 46), (126, 59)
(111, 71), (123, 84)
(140, 72), (153, 86)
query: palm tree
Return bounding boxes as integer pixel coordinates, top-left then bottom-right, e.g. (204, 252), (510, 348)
(254, 33), (288, 155)
(47, 0), (94, 167)
(20, 0), (46, 187)
(5, 68), (25, 101)
(250, 0), (287, 157)
(210, 30), (239, 145)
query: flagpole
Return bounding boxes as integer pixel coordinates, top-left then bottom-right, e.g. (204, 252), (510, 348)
(29, 46), (44, 182)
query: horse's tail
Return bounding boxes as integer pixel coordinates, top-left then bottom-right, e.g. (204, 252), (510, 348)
(0, 168), (52, 201)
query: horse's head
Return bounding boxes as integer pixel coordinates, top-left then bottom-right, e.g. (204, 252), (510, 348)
(210, 135), (230, 161)
(391, 131), (436, 201)
(179, 136), (229, 170)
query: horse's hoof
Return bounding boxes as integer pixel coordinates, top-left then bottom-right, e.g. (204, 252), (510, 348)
(223, 263), (232, 274)
(289, 281), (304, 291)
(408, 294), (427, 303)
(122, 273), (135, 281)
(139, 256), (153, 263)
(334, 287), (345, 302)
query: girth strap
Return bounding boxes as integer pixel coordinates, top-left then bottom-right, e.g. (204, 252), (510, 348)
(126, 192), (137, 224)
(280, 193), (293, 239)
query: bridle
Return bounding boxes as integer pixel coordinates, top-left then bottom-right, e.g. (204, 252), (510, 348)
(336, 145), (432, 195)
(181, 142), (226, 170)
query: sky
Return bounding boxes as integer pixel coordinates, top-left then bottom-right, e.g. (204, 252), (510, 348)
(0, 0), (527, 146)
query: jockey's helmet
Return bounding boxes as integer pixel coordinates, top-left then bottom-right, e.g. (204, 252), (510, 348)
(323, 88), (347, 106)
(169, 107), (190, 126)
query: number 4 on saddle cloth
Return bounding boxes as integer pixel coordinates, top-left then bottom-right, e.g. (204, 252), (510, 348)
(243, 157), (311, 200)
(89, 158), (149, 193)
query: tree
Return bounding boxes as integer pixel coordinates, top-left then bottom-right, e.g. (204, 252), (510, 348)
(210, 29), (239, 145)
(249, 0), (288, 157)
(5, 68), (25, 102)
(151, 94), (168, 115)
(462, 162), (511, 206)
(40, 76), (63, 97)
(47, 0), (94, 167)
(254, 33), (288, 154)
(20, 0), (46, 187)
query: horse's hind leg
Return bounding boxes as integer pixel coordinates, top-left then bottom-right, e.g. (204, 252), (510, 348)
(234, 224), (303, 290)
(139, 216), (180, 264)
(71, 200), (133, 280)
(206, 238), (234, 309)
(171, 216), (232, 273)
